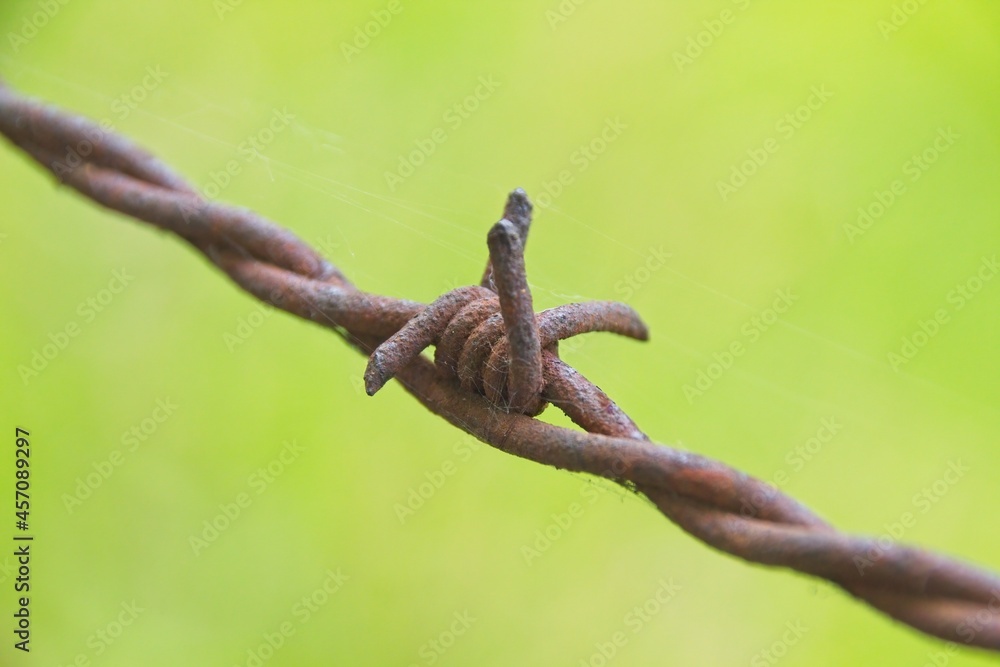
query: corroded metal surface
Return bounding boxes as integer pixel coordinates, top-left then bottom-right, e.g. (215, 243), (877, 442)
(2, 80), (999, 650)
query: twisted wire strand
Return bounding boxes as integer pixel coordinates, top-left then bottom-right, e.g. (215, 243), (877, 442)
(2, 80), (999, 650)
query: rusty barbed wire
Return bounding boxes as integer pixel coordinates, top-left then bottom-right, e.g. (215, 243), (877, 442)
(2, 80), (999, 651)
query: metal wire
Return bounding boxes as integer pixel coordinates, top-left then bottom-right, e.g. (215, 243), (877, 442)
(2, 80), (999, 651)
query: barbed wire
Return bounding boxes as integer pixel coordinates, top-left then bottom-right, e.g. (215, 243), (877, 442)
(2, 79), (999, 651)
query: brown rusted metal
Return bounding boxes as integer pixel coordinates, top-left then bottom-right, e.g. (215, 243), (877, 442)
(3, 80), (1000, 651)
(364, 285), (492, 396)
(485, 217), (544, 414)
(480, 187), (532, 290)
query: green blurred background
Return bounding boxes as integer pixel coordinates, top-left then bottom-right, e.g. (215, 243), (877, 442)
(1, 1), (999, 665)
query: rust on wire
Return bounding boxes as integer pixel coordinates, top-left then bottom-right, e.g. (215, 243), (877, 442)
(2, 79), (999, 651)
(484, 215), (544, 414)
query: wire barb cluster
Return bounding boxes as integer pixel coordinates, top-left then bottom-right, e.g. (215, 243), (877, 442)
(2, 79), (999, 651)
(365, 189), (649, 416)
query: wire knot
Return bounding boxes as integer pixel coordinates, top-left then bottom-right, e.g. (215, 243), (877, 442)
(363, 190), (649, 415)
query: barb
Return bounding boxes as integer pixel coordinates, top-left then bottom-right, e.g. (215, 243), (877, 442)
(486, 216), (544, 414)
(2, 80), (999, 650)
